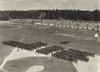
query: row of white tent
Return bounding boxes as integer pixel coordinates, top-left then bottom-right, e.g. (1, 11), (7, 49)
(39, 19), (100, 31)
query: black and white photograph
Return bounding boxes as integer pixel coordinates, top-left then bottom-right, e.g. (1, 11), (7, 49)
(0, 0), (100, 72)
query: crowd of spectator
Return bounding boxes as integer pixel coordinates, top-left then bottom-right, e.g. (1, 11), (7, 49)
(2, 41), (47, 50)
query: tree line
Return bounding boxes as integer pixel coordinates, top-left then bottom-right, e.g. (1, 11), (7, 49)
(0, 9), (100, 21)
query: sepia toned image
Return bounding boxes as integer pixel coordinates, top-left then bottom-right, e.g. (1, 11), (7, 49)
(0, 0), (100, 72)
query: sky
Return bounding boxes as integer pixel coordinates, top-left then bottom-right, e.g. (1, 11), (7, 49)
(0, 0), (99, 11)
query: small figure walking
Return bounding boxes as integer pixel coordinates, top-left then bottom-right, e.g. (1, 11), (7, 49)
(17, 49), (19, 52)
(51, 59), (53, 62)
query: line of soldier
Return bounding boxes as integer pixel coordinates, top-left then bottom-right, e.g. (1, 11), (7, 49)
(67, 48), (95, 57)
(2, 40), (95, 62)
(2, 41), (47, 50)
(60, 41), (71, 44)
(52, 48), (95, 62)
(36, 45), (64, 55)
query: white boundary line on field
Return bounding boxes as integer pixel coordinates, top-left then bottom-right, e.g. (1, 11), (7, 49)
(0, 35), (26, 72)
(1, 26), (22, 31)
(20, 35), (26, 42)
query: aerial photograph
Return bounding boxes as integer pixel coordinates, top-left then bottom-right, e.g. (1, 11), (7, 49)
(0, 0), (100, 72)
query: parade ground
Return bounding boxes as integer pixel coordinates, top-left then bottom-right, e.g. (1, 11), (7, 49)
(0, 23), (100, 72)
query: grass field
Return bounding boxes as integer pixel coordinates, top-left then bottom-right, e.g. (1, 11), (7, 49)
(0, 24), (100, 72)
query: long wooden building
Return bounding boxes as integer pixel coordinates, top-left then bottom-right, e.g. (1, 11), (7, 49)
(9, 18), (41, 23)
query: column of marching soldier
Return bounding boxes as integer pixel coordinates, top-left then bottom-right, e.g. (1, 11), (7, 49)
(2, 40), (95, 62)
(2, 41), (47, 50)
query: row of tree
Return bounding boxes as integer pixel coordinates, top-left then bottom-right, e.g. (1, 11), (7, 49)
(43, 9), (100, 21)
(0, 9), (100, 21)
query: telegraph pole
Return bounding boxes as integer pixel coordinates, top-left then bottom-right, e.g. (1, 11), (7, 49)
(97, 25), (99, 32)
(87, 24), (88, 30)
(77, 23), (79, 30)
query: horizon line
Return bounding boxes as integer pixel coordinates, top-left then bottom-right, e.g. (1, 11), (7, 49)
(0, 9), (99, 11)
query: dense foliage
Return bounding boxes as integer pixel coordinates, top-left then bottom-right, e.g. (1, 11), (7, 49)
(0, 9), (100, 21)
